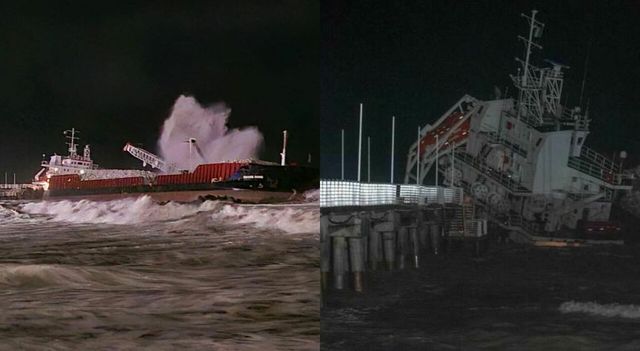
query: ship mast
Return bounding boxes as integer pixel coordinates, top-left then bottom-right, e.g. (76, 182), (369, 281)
(512, 10), (545, 125)
(64, 128), (80, 157)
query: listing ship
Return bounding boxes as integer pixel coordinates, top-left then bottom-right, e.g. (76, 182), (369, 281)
(404, 10), (633, 241)
(35, 129), (317, 203)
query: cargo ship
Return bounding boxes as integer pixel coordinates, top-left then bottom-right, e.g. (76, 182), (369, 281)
(35, 129), (317, 203)
(404, 10), (633, 242)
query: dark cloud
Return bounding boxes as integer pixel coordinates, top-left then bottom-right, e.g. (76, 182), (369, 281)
(321, 1), (640, 181)
(0, 1), (318, 181)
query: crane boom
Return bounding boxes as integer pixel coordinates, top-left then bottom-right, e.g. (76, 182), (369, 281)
(123, 143), (176, 173)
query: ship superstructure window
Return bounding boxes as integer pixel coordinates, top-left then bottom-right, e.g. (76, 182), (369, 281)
(536, 138), (542, 147)
(577, 137), (583, 145)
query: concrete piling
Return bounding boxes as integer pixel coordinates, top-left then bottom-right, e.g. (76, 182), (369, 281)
(368, 228), (382, 270)
(397, 227), (408, 270)
(349, 237), (365, 292)
(320, 216), (331, 291)
(320, 202), (487, 293)
(382, 232), (396, 270)
(430, 223), (441, 255)
(332, 236), (347, 290)
(410, 227), (420, 268)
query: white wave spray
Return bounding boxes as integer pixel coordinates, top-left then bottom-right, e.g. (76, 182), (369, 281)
(20, 197), (216, 225)
(19, 197), (318, 234)
(212, 204), (319, 234)
(158, 95), (263, 171)
(559, 301), (640, 319)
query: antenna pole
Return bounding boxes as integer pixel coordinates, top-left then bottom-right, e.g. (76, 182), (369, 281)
(451, 142), (455, 187)
(357, 103), (363, 182)
(341, 129), (345, 180)
(64, 128), (80, 157)
(416, 126), (421, 185)
(390, 116), (395, 183)
(435, 134), (439, 186)
(522, 10), (537, 90)
(367, 136), (371, 182)
(280, 130), (288, 166)
(579, 39), (592, 108)
(516, 9), (542, 122)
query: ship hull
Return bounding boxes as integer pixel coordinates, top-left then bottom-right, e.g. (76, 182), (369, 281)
(44, 162), (318, 203)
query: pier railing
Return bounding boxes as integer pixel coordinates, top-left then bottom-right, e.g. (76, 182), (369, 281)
(320, 180), (463, 208)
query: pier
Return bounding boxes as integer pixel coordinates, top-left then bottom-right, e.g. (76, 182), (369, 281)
(320, 180), (488, 293)
(0, 184), (42, 200)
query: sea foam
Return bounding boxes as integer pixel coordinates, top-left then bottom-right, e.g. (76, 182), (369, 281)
(559, 301), (640, 319)
(19, 197), (318, 234)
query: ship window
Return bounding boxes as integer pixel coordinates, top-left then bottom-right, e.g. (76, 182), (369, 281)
(577, 137), (583, 145)
(583, 184), (589, 191)
(506, 121), (513, 130)
(536, 138), (542, 147)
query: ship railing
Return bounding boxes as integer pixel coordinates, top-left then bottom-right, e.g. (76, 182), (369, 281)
(558, 107), (590, 130)
(483, 131), (528, 158)
(319, 180), (463, 208)
(567, 146), (621, 184)
(567, 157), (620, 185)
(579, 146), (619, 173)
(0, 184), (23, 189)
(566, 189), (613, 202)
(503, 108), (543, 129)
(454, 151), (531, 194)
(574, 116), (590, 130)
(447, 203), (484, 238)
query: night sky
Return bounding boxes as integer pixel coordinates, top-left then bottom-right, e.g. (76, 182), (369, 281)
(321, 1), (640, 181)
(0, 1), (318, 182)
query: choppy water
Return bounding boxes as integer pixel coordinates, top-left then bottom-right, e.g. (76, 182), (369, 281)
(0, 194), (319, 350)
(322, 244), (640, 351)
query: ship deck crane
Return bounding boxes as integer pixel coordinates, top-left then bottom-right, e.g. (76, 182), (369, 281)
(123, 143), (176, 173)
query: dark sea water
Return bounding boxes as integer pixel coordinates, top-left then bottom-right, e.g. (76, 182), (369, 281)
(0, 195), (319, 350)
(322, 243), (640, 351)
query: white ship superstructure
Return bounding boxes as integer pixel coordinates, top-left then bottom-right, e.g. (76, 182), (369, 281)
(34, 128), (98, 185)
(405, 10), (632, 236)
(34, 128), (156, 190)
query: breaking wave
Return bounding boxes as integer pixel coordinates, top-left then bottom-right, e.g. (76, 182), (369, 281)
(19, 197), (318, 233)
(20, 196), (218, 225)
(212, 204), (319, 234)
(0, 203), (31, 223)
(559, 301), (640, 319)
